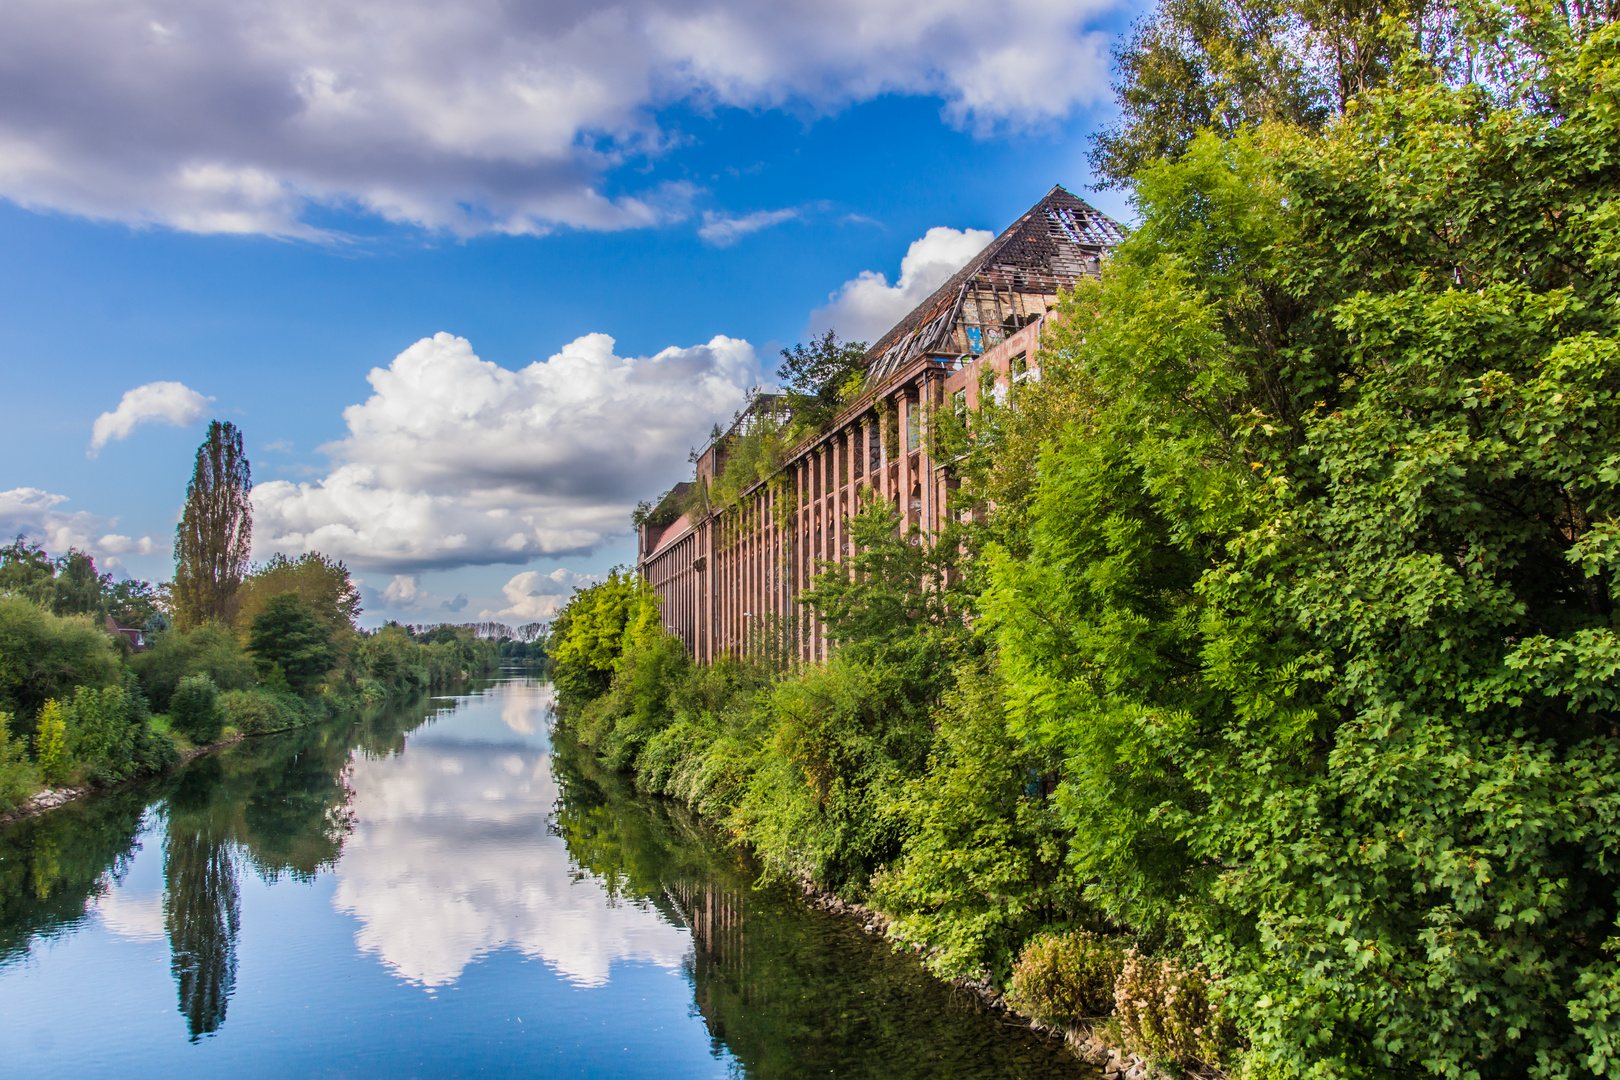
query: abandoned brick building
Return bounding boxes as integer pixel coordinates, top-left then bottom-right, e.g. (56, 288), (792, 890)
(636, 186), (1125, 663)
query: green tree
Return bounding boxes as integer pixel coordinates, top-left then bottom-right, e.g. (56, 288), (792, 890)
(0, 597), (122, 739)
(106, 578), (162, 629)
(49, 550), (111, 617)
(550, 571), (650, 713)
(170, 674), (223, 743)
(1087, 0), (1487, 188)
(0, 536), (55, 605)
(1090, 0), (1331, 187)
(0, 539), (121, 618)
(172, 421), (252, 630)
(233, 552), (360, 639)
(247, 593), (336, 695)
(982, 11), (1620, 1073)
(778, 331), (868, 432)
(131, 621), (257, 712)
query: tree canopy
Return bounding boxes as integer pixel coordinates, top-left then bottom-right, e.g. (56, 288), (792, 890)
(247, 593), (338, 695)
(172, 421), (253, 630)
(778, 331), (868, 433)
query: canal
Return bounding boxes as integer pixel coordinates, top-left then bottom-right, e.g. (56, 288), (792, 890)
(0, 671), (1092, 1078)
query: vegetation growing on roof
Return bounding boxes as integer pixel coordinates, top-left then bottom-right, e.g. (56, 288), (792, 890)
(777, 330), (869, 433)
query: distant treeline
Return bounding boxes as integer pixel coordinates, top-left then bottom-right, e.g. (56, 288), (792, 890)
(0, 419), (533, 812)
(0, 543), (507, 812)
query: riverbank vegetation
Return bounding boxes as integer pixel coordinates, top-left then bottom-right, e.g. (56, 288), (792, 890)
(0, 425), (506, 815)
(553, 4), (1620, 1077)
(0, 555), (503, 814)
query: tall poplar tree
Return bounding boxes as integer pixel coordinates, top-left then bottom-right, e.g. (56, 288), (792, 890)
(172, 421), (252, 629)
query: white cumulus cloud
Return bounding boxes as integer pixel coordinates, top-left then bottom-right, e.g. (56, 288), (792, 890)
(0, 487), (153, 560)
(382, 574), (421, 606)
(88, 380), (212, 456)
(480, 568), (595, 623)
(0, 0), (1117, 237)
(809, 226), (995, 343)
(253, 331), (758, 573)
(97, 534), (156, 555)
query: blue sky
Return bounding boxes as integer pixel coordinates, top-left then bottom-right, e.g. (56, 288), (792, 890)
(0, 0), (1138, 627)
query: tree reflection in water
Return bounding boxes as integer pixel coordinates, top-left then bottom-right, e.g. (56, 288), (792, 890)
(3, 679), (1086, 1076)
(155, 702), (425, 1038)
(0, 686), (448, 1039)
(163, 770), (240, 1041)
(548, 731), (1091, 1080)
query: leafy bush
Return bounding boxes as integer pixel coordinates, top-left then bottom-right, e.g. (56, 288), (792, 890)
(0, 711), (36, 811)
(0, 596), (121, 739)
(731, 654), (928, 894)
(218, 687), (306, 734)
(1113, 948), (1231, 1068)
(874, 667), (1079, 980)
(170, 674), (223, 743)
(33, 700), (69, 785)
(131, 620), (256, 711)
(1008, 932), (1126, 1027)
(65, 685), (134, 771)
(29, 679), (176, 786)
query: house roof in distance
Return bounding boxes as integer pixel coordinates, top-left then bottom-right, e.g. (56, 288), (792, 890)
(864, 185), (1125, 381)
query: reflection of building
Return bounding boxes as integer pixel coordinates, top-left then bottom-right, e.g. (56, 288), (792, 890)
(639, 186), (1125, 662)
(663, 880), (749, 1041)
(664, 880), (745, 963)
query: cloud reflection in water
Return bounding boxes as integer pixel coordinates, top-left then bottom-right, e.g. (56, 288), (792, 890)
(331, 701), (689, 989)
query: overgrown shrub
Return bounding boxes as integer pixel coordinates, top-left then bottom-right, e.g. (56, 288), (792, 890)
(1113, 948), (1232, 1067)
(33, 700), (69, 784)
(0, 596), (121, 740)
(874, 667), (1080, 980)
(170, 674), (223, 743)
(0, 710), (36, 811)
(1008, 932), (1126, 1027)
(218, 687), (307, 734)
(132, 621), (255, 711)
(44, 679), (174, 785)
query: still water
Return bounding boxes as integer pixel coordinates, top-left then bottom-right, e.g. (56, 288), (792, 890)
(0, 672), (1090, 1079)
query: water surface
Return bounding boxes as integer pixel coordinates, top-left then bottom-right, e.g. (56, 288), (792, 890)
(0, 672), (1090, 1079)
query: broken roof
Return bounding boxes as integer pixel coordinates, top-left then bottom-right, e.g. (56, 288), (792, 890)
(863, 185), (1125, 381)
